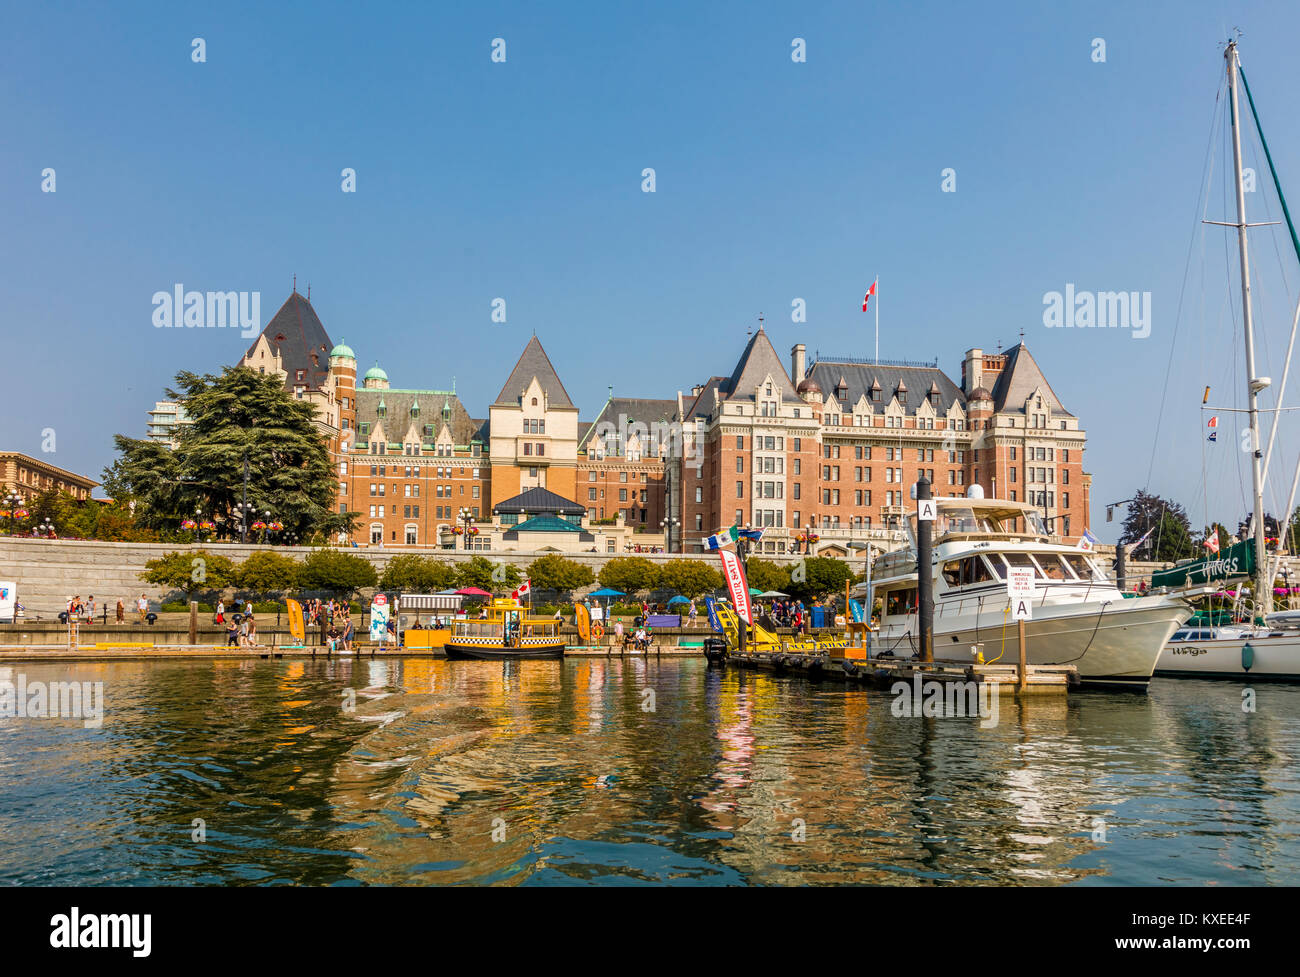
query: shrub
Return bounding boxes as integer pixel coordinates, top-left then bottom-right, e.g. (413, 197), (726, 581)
(596, 557), (661, 595)
(296, 548), (378, 594)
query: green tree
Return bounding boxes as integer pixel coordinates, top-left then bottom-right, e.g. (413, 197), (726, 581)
(106, 366), (356, 541)
(297, 549), (378, 594)
(234, 551), (302, 595)
(744, 558), (791, 594)
(379, 554), (457, 592)
(597, 556), (661, 595)
(657, 559), (723, 598)
(454, 556), (522, 592)
(526, 553), (594, 593)
(786, 556), (854, 601)
(141, 550), (237, 597)
(1119, 491), (1197, 563)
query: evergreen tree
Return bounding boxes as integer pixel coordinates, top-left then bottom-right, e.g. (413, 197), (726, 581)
(106, 367), (356, 541)
(1118, 490), (1197, 563)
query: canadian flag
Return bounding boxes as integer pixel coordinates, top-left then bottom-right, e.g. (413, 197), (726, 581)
(1204, 534), (1221, 553)
(513, 579), (531, 599)
(862, 280), (877, 312)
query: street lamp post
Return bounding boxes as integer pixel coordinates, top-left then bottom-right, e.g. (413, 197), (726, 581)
(38, 518), (54, 538)
(459, 507), (473, 550)
(3, 491), (22, 535)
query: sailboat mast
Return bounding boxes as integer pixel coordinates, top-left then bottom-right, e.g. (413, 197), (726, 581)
(1226, 39), (1271, 608)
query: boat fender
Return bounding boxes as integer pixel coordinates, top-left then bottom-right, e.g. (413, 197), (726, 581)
(1242, 642), (1254, 672)
(842, 660), (857, 676)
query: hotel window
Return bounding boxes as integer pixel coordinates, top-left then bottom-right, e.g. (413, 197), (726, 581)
(832, 490), (840, 505)
(695, 486), (703, 503)
(1010, 468), (1017, 482)
(793, 483), (801, 500)
(793, 438), (801, 452)
(793, 459), (801, 475)
(736, 436), (744, 450)
(736, 481), (744, 498)
(620, 489), (627, 502)
(589, 471), (596, 481)
(339, 482), (347, 496)
(736, 457), (743, 473)
(735, 509), (743, 525)
(369, 483), (376, 496)
(1063, 493), (1070, 508)
(864, 490), (872, 506)
(523, 443), (531, 455)
(472, 486), (480, 498)
(589, 487), (597, 500)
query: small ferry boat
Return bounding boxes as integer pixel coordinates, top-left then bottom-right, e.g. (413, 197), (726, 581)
(865, 495), (1198, 690)
(443, 597), (565, 660)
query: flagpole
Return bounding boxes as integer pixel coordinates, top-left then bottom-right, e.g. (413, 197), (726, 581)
(874, 275), (879, 364)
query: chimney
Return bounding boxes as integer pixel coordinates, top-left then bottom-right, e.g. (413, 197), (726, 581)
(791, 344), (806, 386)
(691, 384), (704, 398)
(963, 348), (983, 394)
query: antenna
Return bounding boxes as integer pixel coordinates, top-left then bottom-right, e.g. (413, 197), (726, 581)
(292, 274), (297, 293)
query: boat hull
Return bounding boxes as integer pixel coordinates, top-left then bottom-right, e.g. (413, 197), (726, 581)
(444, 639), (565, 660)
(1157, 631), (1300, 679)
(875, 595), (1191, 691)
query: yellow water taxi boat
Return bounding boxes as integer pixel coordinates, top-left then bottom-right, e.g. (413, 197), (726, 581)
(444, 597), (565, 660)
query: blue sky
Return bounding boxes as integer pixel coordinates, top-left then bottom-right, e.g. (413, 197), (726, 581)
(4, 0), (1300, 540)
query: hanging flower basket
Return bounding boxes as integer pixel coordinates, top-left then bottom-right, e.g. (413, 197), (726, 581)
(269, 521), (284, 531)
(181, 519), (198, 530)
(251, 521), (268, 531)
(13, 509), (28, 520)
(199, 521), (217, 531)
(468, 526), (479, 536)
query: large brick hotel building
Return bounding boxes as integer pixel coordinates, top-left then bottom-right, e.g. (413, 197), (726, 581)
(235, 289), (1090, 554)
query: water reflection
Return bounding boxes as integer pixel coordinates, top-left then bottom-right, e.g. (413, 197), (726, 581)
(0, 659), (1296, 885)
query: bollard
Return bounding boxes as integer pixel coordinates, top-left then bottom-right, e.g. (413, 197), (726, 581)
(917, 477), (933, 663)
(1018, 619), (1027, 692)
(189, 601), (198, 647)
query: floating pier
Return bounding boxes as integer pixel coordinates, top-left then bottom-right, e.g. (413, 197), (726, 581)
(719, 648), (1075, 694)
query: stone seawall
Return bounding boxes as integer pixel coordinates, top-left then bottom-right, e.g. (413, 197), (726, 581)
(0, 538), (794, 619)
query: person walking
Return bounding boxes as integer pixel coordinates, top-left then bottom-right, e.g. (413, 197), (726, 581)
(215, 599), (225, 625)
(688, 599), (698, 628)
(342, 616), (354, 652)
(115, 598), (125, 625)
(245, 614), (258, 647)
(137, 594), (149, 623)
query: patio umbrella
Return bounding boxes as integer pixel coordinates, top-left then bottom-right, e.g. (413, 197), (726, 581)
(748, 587), (763, 597)
(667, 595), (690, 605)
(759, 590), (789, 598)
(455, 587), (492, 597)
(589, 588), (626, 597)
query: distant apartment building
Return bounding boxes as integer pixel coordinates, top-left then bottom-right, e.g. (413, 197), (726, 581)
(145, 401), (191, 447)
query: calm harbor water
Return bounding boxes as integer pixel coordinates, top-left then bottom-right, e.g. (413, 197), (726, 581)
(0, 657), (1296, 886)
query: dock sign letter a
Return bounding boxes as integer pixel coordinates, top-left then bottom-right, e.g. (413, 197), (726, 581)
(1012, 598), (1032, 621)
(917, 499), (937, 521)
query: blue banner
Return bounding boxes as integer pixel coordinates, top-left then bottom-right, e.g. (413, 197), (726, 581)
(704, 596), (724, 633)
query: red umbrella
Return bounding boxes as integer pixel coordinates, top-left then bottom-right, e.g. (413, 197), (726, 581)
(455, 587), (492, 597)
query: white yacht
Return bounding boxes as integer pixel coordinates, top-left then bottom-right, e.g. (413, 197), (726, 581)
(863, 496), (1197, 691)
(1157, 617), (1300, 679)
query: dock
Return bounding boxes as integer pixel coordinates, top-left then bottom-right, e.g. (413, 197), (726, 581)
(720, 649), (1076, 694)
